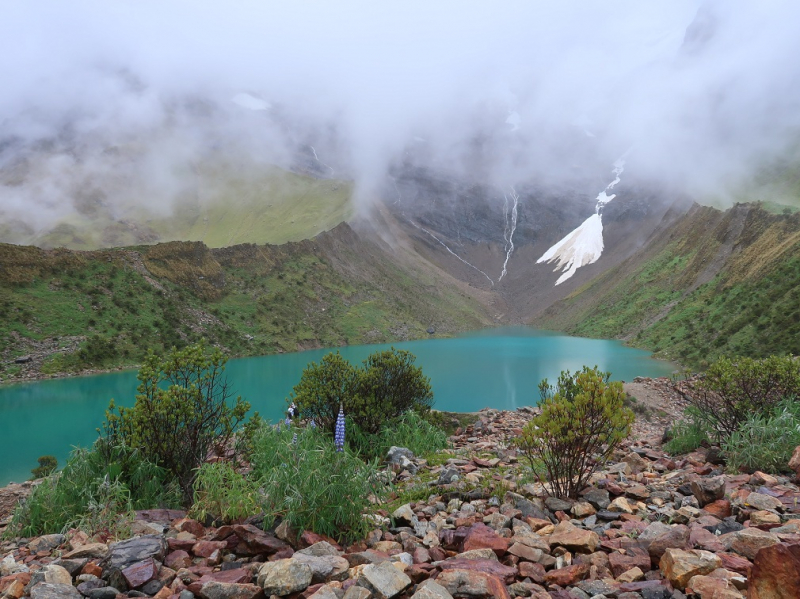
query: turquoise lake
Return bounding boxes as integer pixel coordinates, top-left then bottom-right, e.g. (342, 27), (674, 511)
(0, 327), (675, 486)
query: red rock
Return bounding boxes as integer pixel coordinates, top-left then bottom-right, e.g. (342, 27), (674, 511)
(647, 525), (690, 561)
(192, 541), (228, 558)
(122, 557), (158, 589)
(81, 562), (103, 577)
(788, 446), (800, 479)
(232, 524), (289, 555)
(430, 546), (447, 562)
(197, 581), (262, 599)
(462, 523), (509, 557)
(168, 538), (197, 552)
(299, 531), (341, 550)
(717, 552), (752, 576)
(436, 569), (512, 599)
(749, 543), (800, 598)
(689, 527), (725, 553)
(209, 526), (236, 541)
(439, 559), (517, 583)
(412, 547), (431, 564)
(209, 568), (252, 584)
(702, 499), (732, 520)
(608, 548), (651, 578)
(0, 572), (31, 595)
(165, 551), (192, 570)
(173, 518), (205, 538)
(543, 563), (590, 587)
(406, 564), (433, 584)
(518, 561), (545, 583)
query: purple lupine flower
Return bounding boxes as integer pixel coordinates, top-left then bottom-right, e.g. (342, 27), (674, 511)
(310, 419), (316, 429)
(292, 432), (298, 445)
(334, 404), (345, 452)
(285, 417), (291, 426)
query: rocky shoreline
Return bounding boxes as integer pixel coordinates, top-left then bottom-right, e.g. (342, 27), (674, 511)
(2, 378), (799, 599)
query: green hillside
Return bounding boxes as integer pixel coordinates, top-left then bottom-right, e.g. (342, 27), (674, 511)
(535, 203), (800, 368)
(0, 224), (489, 382)
(26, 166), (353, 251)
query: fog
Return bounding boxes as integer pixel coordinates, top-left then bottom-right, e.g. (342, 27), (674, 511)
(2, 0), (799, 233)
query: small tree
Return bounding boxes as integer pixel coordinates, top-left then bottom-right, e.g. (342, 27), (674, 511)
(103, 341), (250, 500)
(518, 366), (634, 499)
(290, 348), (433, 435)
(290, 352), (359, 432)
(30, 455), (58, 479)
(352, 348), (433, 434)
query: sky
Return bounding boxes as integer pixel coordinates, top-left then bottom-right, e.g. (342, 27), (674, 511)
(1, 0), (800, 230)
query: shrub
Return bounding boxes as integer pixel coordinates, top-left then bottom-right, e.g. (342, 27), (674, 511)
(103, 341), (251, 499)
(249, 422), (387, 542)
(723, 398), (800, 473)
(289, 352), (359, 432)
(347, 410), (448, 461)
(6, 442), (180, 538)
(30, 455), (58, 479)
(692, 355), (800, 440)
(291, 348), (433, 435)
(517, 367), (634, 499)
(191, 462), (262, 524)
(664, 406), (712, 455)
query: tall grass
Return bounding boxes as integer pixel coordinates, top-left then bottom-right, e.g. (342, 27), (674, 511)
(6, 441), (181, 539)
(248, 423), (387, 542)
(723, 398), (800, 473)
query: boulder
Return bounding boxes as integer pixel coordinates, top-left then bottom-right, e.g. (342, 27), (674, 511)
(232, 524), (290, 556)
(748, 542), (800, 599)
(462, 524), (509, 557)
(543, 563), (590, 587)
(690, 476), (726, 507)
(411, 578), (454, 599)
(198, 581), (264, 599)
(29, 582), (82, 599)
(257, 559), (312, 596)
(27, 534), (66, 554)
(721, 528), (780, 560)
(788, 445), (800, 478)
(121, 557), (158, 589)
(358, 561), (412, 599)
(745, 493), (783, 512)
(548, 521), (599, 553)
(290, 553), (350, 583)
(659, 548), (722, 590)
(646, 525), (690, 561)
(104, 535), (166, 571)
(436, 569), (511, 599)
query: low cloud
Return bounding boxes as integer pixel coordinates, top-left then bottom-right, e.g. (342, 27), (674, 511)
(1, 0), (799, 233)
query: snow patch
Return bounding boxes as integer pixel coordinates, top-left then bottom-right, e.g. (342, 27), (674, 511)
(537, 158), (626, 285)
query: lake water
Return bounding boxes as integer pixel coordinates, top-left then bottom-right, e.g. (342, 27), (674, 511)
(0, 327), (675, 486)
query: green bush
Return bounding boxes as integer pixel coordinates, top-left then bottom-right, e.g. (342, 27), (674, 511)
(103, 341), (251, 499)
(723, 398), (800, 473)
(346, 410), (448, 461)
(30, 455), (58, 479)
(692, 355), (800, 439)
(6, 442), (180, 538)
(249, 422), (387, 542)
(517, 367), (634, 499)
(191, 461), (262, 524)
(664, 406), (712, 455)
(291, 348), (433, 435)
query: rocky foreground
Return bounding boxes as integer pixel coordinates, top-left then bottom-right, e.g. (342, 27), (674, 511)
(3, 378), (800, 599)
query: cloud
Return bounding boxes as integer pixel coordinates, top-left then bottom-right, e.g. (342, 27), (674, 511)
(1, 0), (799, 233)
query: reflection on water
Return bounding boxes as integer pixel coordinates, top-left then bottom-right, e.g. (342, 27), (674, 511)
(0, 327), (674, 485)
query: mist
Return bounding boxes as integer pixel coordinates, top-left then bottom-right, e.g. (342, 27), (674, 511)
(2, 0), (800, 235)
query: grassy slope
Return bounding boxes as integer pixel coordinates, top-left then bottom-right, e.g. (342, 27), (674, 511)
(31, 167), (353, 251)
(0, 224), (489, 381)
(534, 203), (800, 368)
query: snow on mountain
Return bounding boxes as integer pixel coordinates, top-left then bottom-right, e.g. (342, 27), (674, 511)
(537, 158), (625, 285)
